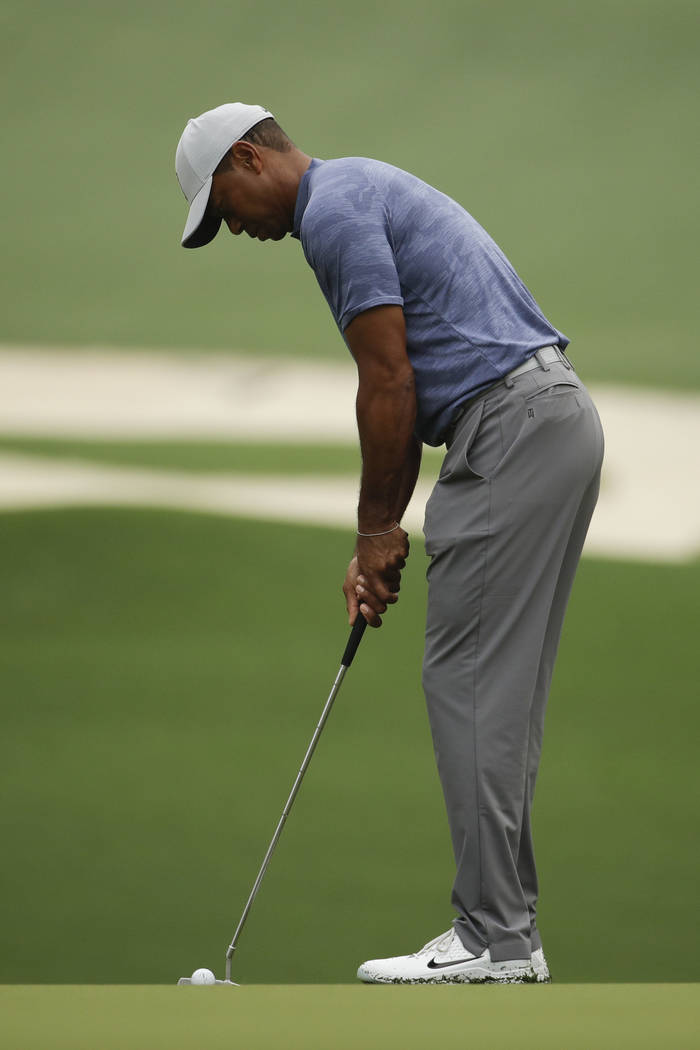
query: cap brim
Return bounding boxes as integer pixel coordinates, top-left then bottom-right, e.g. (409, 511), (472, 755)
(181, 176), (221, 248)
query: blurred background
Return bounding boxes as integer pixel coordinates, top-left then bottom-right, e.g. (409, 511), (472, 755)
(0, 0), (697, 984)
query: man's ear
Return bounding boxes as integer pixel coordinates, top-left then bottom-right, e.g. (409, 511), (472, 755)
(231, 140), (262, 173)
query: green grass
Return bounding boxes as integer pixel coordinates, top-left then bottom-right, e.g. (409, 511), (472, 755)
(0, 435), (364, 474)
(2, 986), (699, 1050)
(1, 1), (699, 388)
(0, 508), (697, 985)
(0, 435), (445, 476)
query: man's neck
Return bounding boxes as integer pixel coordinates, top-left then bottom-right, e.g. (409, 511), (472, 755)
(279, 149), (313, 229)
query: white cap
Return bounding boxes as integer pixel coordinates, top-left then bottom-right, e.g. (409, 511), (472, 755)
(175, 103), (274, 248)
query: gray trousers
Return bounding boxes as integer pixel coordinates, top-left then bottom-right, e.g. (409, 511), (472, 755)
(422, 355), (604, 962)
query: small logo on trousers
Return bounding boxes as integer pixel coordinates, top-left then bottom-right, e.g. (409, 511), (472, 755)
(528, 408), (535, 418)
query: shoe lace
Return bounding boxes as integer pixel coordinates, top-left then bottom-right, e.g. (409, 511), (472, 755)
(412, 929), (456, 958)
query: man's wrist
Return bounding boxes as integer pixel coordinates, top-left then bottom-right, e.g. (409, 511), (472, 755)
(357, 521), (400, 538)
(357, 509), (399, 533)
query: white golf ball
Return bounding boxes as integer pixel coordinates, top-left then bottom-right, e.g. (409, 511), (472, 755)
(190, 967), (216, 985)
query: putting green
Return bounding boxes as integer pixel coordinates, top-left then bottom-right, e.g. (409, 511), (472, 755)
(1, 509), (698, 985)
(2, 985), (698, 1049)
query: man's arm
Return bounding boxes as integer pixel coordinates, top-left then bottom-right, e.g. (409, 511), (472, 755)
(393, 434), (423, 521)
(342, 304), (420, 627)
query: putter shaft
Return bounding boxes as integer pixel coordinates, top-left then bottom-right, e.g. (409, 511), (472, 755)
(224, 615), (366, 982)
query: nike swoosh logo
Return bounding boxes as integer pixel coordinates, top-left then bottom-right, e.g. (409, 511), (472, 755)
(426, 956), (477, 969)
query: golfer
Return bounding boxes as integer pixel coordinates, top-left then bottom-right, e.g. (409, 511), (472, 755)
(175, 103), (604, 984)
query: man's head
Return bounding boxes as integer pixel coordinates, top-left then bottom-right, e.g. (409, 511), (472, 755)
(175, 103), (309, 247)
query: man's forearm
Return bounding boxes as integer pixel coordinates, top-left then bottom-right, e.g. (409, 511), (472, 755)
(356, 374), (418, 531)
(391, 434), (422, 523)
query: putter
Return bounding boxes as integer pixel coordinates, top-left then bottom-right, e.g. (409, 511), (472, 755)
(178, 612), (368, 985)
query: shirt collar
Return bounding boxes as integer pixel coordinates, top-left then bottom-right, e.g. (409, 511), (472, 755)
(292, 158), (324, 239)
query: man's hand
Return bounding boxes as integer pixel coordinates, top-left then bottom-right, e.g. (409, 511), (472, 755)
(343, 526), (409, 627)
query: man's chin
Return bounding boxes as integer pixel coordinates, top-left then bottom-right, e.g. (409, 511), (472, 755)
(250, 227), (287, 242)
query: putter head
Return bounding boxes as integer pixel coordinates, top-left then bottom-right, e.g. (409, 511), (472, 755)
(177, 976), (239, 986)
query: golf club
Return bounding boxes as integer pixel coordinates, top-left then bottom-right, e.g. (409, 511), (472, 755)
(177, 612), (368, 986)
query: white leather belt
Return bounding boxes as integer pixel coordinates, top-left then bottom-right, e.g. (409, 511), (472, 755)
(504, 345), (569, 382)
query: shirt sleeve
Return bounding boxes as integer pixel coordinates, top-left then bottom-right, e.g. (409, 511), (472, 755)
(301, 177), (404, 332)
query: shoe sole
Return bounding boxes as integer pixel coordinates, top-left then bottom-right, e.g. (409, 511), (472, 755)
(358, 965), (549, 985)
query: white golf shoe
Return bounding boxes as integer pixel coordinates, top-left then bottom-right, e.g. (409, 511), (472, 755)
(357, 928), (551, 984)
(531, 946), (551, 982)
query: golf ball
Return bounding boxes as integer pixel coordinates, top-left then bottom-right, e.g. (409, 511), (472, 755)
(190, 967), (216, 984)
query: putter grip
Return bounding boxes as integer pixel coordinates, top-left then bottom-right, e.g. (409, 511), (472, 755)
(341, 613), (367, 667)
